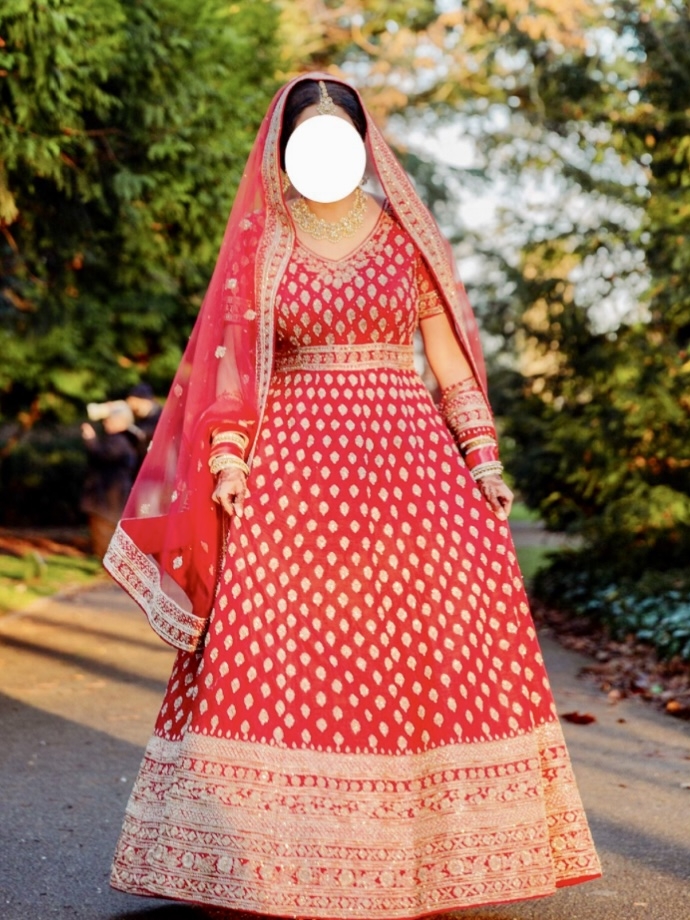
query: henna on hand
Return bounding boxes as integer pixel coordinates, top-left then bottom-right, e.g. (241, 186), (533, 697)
(212, 468), (250, 519)
(478, 474), (513, 519)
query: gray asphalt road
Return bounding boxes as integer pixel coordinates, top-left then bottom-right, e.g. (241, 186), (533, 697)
(1, 581), (689, 920)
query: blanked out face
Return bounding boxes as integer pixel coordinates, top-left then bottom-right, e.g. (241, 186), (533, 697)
(280, 80), (368, 203)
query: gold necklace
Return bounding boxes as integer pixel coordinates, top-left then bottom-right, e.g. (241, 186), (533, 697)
(290, 188), (367, 243)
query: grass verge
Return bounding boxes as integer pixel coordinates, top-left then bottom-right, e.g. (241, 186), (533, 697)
(515, 543), (553, 588)
(0, 552), (103, 614)
(509, 501), (541, 523)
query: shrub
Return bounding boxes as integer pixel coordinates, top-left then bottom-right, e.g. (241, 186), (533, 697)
(534, 554), (690, 661)
(0, 426), (87, 527)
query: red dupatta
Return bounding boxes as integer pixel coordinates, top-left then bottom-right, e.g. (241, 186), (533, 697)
(104, 73), (488, 651)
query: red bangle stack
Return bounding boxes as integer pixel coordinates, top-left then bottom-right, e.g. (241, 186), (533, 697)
(438, 378), (503, 481)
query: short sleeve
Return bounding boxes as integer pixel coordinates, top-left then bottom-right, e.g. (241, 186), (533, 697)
(416, 254), (447, 321)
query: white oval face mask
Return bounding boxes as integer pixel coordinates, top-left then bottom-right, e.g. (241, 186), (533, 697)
(285, 114), (366, 203)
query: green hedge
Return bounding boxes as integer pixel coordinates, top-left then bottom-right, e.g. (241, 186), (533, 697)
(0, 427), (87, 527)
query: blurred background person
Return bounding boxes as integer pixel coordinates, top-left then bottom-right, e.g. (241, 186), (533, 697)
(80, 401), (140, 558)
(126, 382), (162, 465)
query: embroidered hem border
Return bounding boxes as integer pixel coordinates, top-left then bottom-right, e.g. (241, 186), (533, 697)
(111, 724), (601, 917)
(274, 343), (416, 373)
(103, 525), (206, 651)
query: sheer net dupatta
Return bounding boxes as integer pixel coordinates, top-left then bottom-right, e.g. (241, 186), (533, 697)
(103, 107), (281, 652)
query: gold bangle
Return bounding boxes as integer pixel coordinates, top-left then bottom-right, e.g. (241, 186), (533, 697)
(211, 430), (249, 451)
(209, 454), (250, 477)
(438, 377), (476, 406)
(471, 462), (504, 482)
(462, 436), (498, 453)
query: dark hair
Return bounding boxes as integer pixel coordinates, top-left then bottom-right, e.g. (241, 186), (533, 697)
(128, 382), (155, 399)
(279, 80), (367, 171)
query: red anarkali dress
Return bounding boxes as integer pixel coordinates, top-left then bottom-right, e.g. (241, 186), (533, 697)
(111, 205), (601, 916)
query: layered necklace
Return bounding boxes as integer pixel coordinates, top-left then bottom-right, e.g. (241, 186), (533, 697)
(290, 187), (367, 243)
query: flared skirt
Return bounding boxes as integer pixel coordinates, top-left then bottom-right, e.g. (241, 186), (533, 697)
(111, 365), (600, 915)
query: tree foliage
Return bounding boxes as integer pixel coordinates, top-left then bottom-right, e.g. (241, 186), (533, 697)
(0, 0), (280, 427)
(2, 0), (689, 591)
(288, 1), (690, 579)
(496, 1), (690, 574)
(277, 0), (597, 119)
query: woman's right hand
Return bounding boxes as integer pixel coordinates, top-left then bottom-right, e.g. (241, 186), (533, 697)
(211, 468), (249, 519)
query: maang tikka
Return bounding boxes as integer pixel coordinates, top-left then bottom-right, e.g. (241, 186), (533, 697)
(316, 80), (337, 116)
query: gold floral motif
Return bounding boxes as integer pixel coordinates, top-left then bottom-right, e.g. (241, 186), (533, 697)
(418, 290), (445, 320)
(416, 255), (446, 321)
(111, 725), (601, 917)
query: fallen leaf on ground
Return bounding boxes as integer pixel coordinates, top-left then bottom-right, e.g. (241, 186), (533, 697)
(561, 711), (597, 724)
(531, 600), (690, 722)
(665, 700), (690, 718)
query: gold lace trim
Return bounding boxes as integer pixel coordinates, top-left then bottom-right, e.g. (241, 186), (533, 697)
(418, 289), (445, 320)
(274, 343), (415, 372)
(111, 726), (601, 917)
(103, 525), (207, 652)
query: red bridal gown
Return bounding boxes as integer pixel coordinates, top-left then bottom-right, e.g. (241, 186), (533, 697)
(111, 206), (601, 916)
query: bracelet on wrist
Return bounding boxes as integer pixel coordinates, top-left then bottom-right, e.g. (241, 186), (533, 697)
(438, 378), (504, 481)
(209, 454), (250, 477)
(211, 430), (249, 452)
(471, 462), (504, 482)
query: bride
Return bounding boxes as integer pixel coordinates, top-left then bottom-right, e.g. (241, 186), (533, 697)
(105, 73), (601, 917)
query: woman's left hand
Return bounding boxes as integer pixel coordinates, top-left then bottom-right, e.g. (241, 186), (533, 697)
(478, 474), (513, 520)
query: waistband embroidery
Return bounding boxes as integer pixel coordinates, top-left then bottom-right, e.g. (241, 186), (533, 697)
(274, 343), (415, 372)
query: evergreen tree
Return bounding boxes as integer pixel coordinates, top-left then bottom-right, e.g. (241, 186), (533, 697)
(499, 0), (690, 575)
(0, 0), (280, 426)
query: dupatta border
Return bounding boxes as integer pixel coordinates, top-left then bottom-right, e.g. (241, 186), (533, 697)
(367, 122), (487, 395)
(104, 524), (206, 652)
(250, 87), (295, 465)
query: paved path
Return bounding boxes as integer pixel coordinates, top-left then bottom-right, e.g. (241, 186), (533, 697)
(1, 581), (689, 920)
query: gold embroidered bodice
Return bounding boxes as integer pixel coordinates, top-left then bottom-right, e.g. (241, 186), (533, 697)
(274, 208), (442, 360)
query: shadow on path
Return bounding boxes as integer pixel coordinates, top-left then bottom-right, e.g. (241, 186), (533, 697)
(0, 631), (168, 694)
(0, 692), (171, 920)
(23, 609), (167, 652)
(3, 586), (690, 919)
